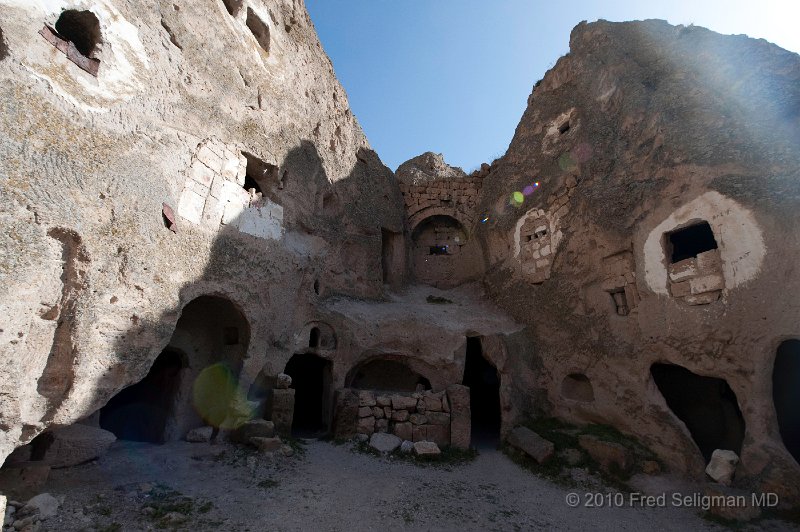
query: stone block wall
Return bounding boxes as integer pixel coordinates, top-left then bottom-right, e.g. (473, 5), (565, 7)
(347, 389), (459, 448)
(400, 178), (483, 230)
(177, 138), (284, 240)
(668, 249), (724, 305)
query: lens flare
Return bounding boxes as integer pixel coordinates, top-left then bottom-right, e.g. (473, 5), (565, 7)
(193, 362), (239, 428)
(573, 142), (592, 163)
(510, 191), (525, 207)
(523, 185), (535, 196)
(558, 152), (577, 172)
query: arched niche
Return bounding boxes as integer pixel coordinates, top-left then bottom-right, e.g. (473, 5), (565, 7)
(345, 356), (433, 392)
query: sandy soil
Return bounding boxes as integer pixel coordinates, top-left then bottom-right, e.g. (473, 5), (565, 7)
(25, 439), (763, 531)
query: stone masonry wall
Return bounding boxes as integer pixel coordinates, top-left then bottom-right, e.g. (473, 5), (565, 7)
(353, 389), (453, 448)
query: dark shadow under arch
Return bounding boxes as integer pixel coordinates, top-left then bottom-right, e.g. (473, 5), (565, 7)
(346, 357), (431, 392)
(100, 348), (186, 443)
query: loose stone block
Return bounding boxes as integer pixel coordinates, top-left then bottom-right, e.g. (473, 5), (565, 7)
(391, 395), (417, 411)
(333, 389), (359, 441)
(369, 432), (401, 453)
(270, 388), (295, 437)
(376, 396), (391, 407)
(391, 409), (409, 422)
(508, 427), (554, 464)
(409, 413), (427, 425)
(359, 391), (377, 407)
(393, 422), (413, 442)
(413, 441), (441, 456)
(357, 416), (375, 435)
(578, 434), (630, 473)
(422, 394), (442, 412)
(689, 273), (725, 295)
(706, 449), (739, 486)
(424, 424), (450, 447)
(426, 412), (450, 426)
(447, 384), (471, 450)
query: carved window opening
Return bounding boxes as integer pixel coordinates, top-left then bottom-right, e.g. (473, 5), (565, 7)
(243, 152), (278, 198)
(664, 221), (724, 305)
(40, 10), (102, 76)
(610, 288), (629, 316)
(309, 327), (320, 349)
(666, 221), (718, 264)
(558, 120), (571, 134)
(246, 8), (270, 53)
(429, 245), (449, 256)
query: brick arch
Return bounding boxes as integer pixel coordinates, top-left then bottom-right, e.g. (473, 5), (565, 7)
(409, 207), (473, 236)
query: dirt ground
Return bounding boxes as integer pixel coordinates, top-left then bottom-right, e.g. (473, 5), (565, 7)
(23, 438), (796, 531)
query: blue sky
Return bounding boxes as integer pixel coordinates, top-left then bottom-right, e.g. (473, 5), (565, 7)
(305, 0), (800, 172)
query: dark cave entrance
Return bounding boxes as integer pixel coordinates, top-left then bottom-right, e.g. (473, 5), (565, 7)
(773, 340), (800, 464)
(284, 353), (332, 437)
(462, 336), (501, 445)
(100, 349), (185, 443)
(651, 363), (745, 462)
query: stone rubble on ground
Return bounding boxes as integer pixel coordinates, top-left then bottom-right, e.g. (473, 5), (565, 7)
(413, 441), (441, 456)
(507, 427), (555, 464)
(185, 426), (214, 443)
(369, 433), (402, 453)
(577, 435), (630, 474)
(705, 449), (739, 486)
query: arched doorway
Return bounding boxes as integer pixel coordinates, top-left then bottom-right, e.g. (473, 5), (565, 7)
(100, 295), (250, 442)
(411, 215), (479, 288)
(284, 353), (332, 437)
(462, 336), (501, 445)
(773, 340), (800, 464)
(100, 349), (185, 443)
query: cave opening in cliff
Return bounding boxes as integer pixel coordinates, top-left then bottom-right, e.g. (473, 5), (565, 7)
(0, 27), (7, 60)
(285, 353), (332, 436)
(773, 340), (800, 464)
(55, 10), (101, 58)
(462, 336), (501, 444)
(246, 7), (271, 53)
(221, 0), (243, 17)
(100, 296), (249, 442)
(651, 363), (745, 462)
(666, 221), (718, 263)
(347, 358), (431, 392)
(99, 349), (186, 443)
